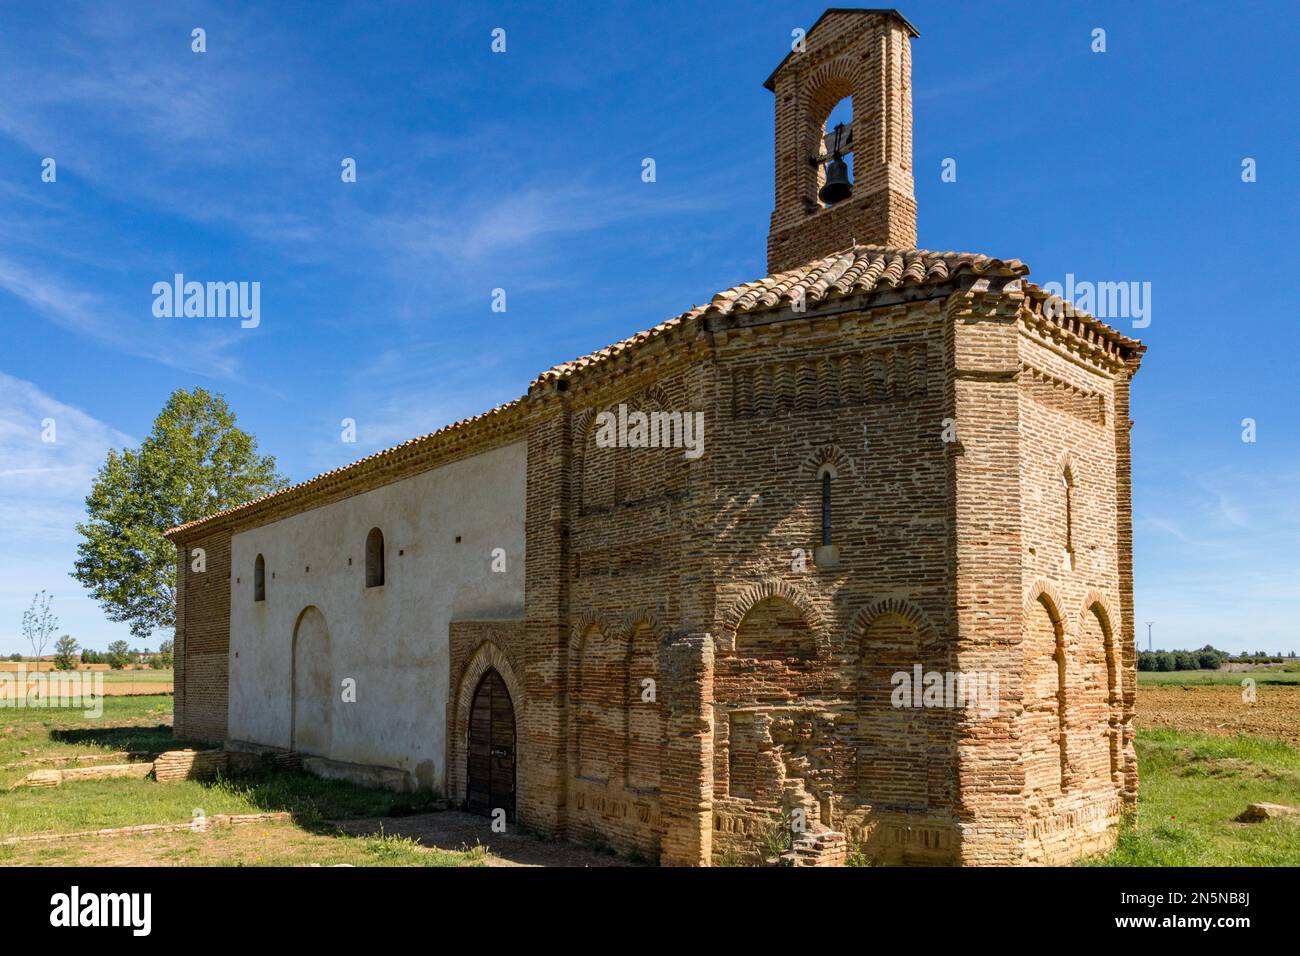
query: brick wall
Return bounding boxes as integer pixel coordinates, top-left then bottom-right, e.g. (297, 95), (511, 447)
(173, 530), (231, 743)
(1013, 290), (1132, 863)
(707, 296), (958, 864)
(767, 10), (917, 271)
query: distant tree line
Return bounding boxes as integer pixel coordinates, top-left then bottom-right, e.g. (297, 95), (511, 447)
(1137, 645), (1231, 672)
(1230, 650), (1297, 664)
(7, 638), (173, 670)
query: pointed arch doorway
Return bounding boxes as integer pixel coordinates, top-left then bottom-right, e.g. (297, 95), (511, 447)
(466, 668), (516, 821)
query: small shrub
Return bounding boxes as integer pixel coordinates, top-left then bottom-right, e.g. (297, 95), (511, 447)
(845, 842), (871, 867)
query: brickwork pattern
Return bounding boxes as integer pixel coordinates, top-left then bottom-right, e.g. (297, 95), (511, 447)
(173, 530), (232, 743)
(767, 10), (918, 271)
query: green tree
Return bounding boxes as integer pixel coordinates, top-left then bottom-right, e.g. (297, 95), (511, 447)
(106, 639), (132, 670)
(157, 638), (174, 669)
(72, 388), (288, 640)
(53, 634), (79, 670)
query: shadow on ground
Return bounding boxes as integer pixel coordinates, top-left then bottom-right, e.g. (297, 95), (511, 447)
(48, 724), (176, 753)
(332, 811), (637, 867)
(32, 719), (640, 867)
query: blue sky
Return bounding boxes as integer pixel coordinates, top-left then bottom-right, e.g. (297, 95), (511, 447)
(0, 0), (1296, 654)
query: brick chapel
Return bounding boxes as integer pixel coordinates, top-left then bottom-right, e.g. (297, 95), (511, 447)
(167, 8), (1145, 866)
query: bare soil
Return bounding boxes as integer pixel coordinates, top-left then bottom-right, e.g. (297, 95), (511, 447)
(1137, 683), (1300, 747)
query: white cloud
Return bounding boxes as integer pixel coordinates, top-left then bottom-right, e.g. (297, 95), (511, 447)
(0, 373), (139, 651)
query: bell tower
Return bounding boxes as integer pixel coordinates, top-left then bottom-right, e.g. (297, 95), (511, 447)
(765, 9), (919, 273)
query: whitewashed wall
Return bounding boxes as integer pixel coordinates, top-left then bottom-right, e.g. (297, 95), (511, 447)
(228, 441), (526, 792)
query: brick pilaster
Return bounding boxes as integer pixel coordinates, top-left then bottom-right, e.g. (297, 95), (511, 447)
(947, 287), (1027, 864)
(1113, 356), (1141, 813)
(519, 394), (572, 835)
(659, 631), (714, 866)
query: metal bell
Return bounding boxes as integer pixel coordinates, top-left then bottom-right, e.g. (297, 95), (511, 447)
(819, 156), (852, 205)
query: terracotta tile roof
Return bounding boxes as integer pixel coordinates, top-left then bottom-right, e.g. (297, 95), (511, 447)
(164, 398), (524, 538)
(705, 244), (1027, 316)
(534, 244), (1029, 384)
(529, 307), (708, 386)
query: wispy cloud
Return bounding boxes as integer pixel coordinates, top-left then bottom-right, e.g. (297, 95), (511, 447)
(1137, 462), (1300, 650)
(0, 373), (141, 648)
(0, 371), (135, 536)
(0, 255), (247, 378)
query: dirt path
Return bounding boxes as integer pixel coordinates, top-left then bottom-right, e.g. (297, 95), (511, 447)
(331, 811), (636, 867)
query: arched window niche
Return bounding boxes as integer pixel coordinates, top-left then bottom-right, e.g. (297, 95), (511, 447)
(814, 463), (840, 569)
(254, 554), (266, 602)
(1062, 467), (1075, 572)
(365, 528), (385, 588)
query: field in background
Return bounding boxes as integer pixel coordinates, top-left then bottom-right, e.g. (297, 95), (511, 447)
(0, 666), (173, 696)
(1137, 680), (1300, 748)
(1138, 666), (1300, 686)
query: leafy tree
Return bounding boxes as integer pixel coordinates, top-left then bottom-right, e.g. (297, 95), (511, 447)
(72, 388), (288, 640)
(1196, 645), (1229, 670)
(157, 638), (174, 669)
(21, 590), (57, 661)
(53, 634), (79, 670)
(7, 652), (22, 663)
(106, 640), (132, 670)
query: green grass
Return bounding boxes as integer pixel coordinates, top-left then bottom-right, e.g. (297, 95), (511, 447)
(12, 690), (1298, 867)
(1085, 728), (1300, 866)
(0, 694), (481, 866)
(1137, 668), (1300, 686)
(0, 694), (176, 789)
(97, 670), (174, 684)
(0, 822), (486, 867)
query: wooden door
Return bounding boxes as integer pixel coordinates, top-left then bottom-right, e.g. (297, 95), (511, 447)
(466, 669), (515, 820)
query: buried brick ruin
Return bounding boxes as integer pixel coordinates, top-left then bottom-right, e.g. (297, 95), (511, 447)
(165, 8), (1142, 866)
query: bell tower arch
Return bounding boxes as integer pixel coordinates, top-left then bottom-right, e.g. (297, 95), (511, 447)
(765, 8), (919, 272)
